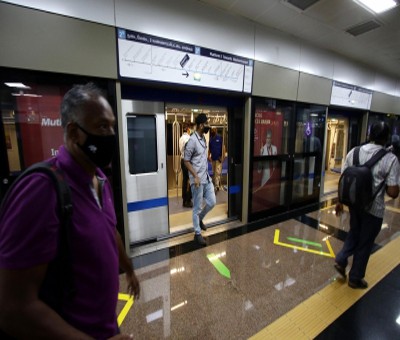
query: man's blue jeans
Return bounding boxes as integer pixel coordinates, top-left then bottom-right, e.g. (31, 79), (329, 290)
(191, 181), (216, 235)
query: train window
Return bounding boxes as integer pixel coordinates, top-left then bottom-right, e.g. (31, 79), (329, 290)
(127, 115), (158, 174)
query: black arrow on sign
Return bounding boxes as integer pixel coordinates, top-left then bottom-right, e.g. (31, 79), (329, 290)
(182, 71), (189, 78)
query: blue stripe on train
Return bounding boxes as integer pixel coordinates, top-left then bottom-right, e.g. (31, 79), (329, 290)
(229, 185), (241, 194)
(127, 197), (168, 212)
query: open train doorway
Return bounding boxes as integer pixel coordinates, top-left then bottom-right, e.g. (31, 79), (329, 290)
(165, 103), (228, 234)
(324, 116), (349, 195)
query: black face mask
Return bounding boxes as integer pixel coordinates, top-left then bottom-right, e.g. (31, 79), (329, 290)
(76, 124), (116, 168)
(203, 125), (210, 134)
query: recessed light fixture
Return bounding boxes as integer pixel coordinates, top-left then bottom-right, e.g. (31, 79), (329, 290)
(5, 82), (31, 89)
(354, 0), (398, 14)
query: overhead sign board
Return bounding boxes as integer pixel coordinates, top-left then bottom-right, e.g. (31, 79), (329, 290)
(117, 28), (253, 93)
(330, 81), (373, 110)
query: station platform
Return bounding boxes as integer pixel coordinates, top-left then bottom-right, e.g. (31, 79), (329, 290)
(116, 194), (400, 339)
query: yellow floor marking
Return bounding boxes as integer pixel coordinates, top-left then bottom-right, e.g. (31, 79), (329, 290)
(274, 229), (335, 258)
(325, 237), (335, 257)
(117, 293), (134, 326)
(250, 235), (400, 339)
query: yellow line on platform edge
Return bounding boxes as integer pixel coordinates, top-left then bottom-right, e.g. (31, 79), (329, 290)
(250, 234), (400, 339)
(117, 293), (134, 326)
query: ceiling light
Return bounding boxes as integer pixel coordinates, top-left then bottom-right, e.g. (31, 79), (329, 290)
(5, 82), (31, 89)
(354, 0), (398, 14)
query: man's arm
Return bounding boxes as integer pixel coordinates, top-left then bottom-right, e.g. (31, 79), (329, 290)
(184, 160), (200, 187)
(221, 144), (226, 163)
(386, 185), (399, 199)
(0, 265), (92, 339)
(385, 156), (400, 199)
(115, 231), (140, 299)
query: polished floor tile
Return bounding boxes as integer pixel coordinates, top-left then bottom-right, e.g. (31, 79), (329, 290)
(118, 219), (344, 339)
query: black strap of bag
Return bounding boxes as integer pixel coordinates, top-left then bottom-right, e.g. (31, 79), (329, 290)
(353, 146), (388, 204)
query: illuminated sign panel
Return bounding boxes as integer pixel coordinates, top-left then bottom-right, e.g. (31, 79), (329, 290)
(330, 81), (373, 109)
(117, 28), (253, 93)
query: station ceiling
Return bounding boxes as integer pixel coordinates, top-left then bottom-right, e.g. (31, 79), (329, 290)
(199, 0), (400, 79)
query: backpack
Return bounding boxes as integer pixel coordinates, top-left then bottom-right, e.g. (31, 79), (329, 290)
(0, 161), (74, 336)
(338, 146), (387, 211)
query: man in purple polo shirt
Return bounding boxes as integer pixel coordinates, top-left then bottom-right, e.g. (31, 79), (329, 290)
(0, 83), (140, 339)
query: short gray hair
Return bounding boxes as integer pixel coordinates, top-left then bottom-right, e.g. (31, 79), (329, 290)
(60, 83), (105, 128)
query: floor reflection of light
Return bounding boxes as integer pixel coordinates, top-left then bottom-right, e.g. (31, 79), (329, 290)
(244, 300), (254, 311)
(207, 251), (226, 260)
(382, 223), (389, 230)
(274, 277), (296, 291)
(319, 224), (329, 230)
(171, 300), (187, 311)
(146, 309), (163, 323)
(170, 266), (185, 275)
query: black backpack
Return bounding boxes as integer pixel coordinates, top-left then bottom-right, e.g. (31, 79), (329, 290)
(0, 161), (74, 337)
(338, 146), (387, 211)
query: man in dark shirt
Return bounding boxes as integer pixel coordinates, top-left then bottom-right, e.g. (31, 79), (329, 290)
(208, 128), (225, 192)
(0, 83), (140, 339)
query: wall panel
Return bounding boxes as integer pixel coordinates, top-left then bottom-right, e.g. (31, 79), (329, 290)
(254, 25), (301, 71)
(115, 0), (255, 59)
(252, 61), (299, 101)
(299, 43), (334, 79)
(297, 73), (332, 105)
(1, 0), (115, 25)
(0, 2), (117, 78)
(374, 74), (399, 96)
(332, 56), (375, 89)
(371, 92), (399, 114)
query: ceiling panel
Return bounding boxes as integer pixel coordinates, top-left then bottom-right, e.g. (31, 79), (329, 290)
(230, 0), (279, 20)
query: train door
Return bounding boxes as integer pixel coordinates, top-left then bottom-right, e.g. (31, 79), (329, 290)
(165, 104), (229, 234)
(120, 100), (168, 243)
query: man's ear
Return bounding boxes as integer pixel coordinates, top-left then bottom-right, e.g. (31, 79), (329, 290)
(66, 122), (80, 143)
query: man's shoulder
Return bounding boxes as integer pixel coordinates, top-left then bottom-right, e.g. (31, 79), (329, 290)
(185, 135), (196, 148)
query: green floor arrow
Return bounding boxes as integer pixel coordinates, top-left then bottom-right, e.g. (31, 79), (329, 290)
(286, 237), (322, 248)
(207, 253), (231, 279)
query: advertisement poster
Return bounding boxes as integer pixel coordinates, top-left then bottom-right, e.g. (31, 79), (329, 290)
(17, 93), (64, 167)
(252, 110), (283, 213)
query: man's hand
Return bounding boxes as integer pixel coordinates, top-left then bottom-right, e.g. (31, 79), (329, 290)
(194, 176), (200, 188)
(125, 271), (140, 300)
(335, 203), (344, 216)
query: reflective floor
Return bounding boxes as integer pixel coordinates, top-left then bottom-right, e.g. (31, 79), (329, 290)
(117, 193), (400, 339)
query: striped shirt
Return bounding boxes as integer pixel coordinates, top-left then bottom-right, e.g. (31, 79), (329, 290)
(342, 143), (400, 218)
